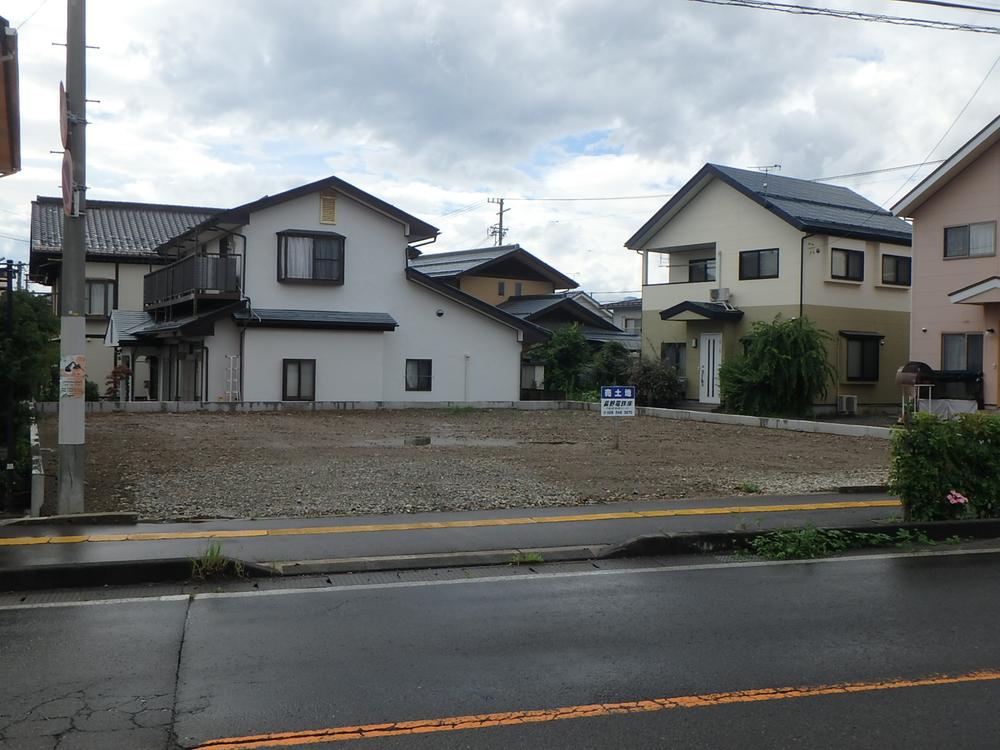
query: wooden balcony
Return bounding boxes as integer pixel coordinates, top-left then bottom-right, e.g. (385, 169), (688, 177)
(144, 254), (241, 310)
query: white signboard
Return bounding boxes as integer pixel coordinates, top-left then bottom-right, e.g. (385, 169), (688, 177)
(600, 385), (635, 417)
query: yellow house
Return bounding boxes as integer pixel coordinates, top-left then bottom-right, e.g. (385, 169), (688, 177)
(625, 164), (913, 411)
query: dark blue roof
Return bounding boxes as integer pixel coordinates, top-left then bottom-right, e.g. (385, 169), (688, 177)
(627, 164), (912, 248)
(233, 309), (398, 331)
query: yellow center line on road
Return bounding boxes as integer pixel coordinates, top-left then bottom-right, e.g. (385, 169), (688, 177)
(0, 499), (900, 547)
(191, 668), (1000, 749)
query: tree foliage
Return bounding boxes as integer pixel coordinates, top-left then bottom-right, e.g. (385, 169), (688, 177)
(0, 291), (59, 403)
(528, 324), (592, 394)
(587, 341), (632, 389)
(718, 316), (834, 417)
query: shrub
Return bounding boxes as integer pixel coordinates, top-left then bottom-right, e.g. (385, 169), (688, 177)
(718, 316), (834, 417)
(889, 412), (1000, 520)
(628, 358), (684, 408)
(587, 342), (632, 389)
(84, 379), (101, 402)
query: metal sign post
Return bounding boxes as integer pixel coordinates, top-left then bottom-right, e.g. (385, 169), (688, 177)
(600, 385), (636, 450)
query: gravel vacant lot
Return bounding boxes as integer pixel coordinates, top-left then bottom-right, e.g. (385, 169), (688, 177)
(39, 409), (890, 520)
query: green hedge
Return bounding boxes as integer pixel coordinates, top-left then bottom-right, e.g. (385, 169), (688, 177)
(889, 412), (1000, 520)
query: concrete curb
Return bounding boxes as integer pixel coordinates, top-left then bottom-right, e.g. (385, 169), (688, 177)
(599, 519), (1000, 559)
(266, 545), (606, 575)
(0, 512), (139, 527)
(0, 557), (273, 592)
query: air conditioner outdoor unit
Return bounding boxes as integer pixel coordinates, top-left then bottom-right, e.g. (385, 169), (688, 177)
(837, 394), (859, 415)
(710, 287), (731, 303)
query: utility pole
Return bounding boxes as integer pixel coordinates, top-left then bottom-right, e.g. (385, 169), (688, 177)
(4, 259), (13, 508)
(488, 197), (508, 247)
(58, 0), (86, 514)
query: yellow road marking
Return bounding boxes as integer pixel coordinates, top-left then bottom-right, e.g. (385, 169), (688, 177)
(0, 499), (900, 547)
(191, 669), (1000, 749)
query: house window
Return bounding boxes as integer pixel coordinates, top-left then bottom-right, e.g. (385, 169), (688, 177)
(881, 255), (911, 286)
(738, 248), (779, 280)
(277, 231), (345, 284)
(845, 336), (879, 381)
(84, 279), (114, 317)
(661, 342), (686, 371)
(497, 281), (506, 296)
(282, 359), (316, 401)
(514, 282), (523, 296)
(831, 248), (864, 281)
(405, 359), (432, 391)
(942, 333), (984, 372)
(624, 317), (642, 333)
(944, 222), (995, 258)
(689, 258), (716, 282)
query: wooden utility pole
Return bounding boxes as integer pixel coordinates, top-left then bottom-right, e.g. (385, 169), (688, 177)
(57, 0), (86, 514)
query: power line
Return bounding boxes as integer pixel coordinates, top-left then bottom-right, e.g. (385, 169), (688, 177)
(812, 160), (946, 182)
(507, 193), (673, 202)
(892, 0), (1000, 14)
(689, 0), (1000, 33)
(15, 0), (52, 29)
(436, 200), (483, 218)
(0, 234), (29, 243)
(882, 49), (1000, 210)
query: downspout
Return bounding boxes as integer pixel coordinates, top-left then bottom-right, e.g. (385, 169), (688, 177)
(799, 233), (816, 319)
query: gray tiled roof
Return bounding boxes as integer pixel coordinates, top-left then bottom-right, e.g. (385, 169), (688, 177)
(710, 164), (912, 242)
(496, 294), (565, 318)
(30, 197), (221, 259)
(410, 244), (578, 289)
(410, 245), (522, 277)
(106, 310), (154, 345)
(232, 309), (398, 330)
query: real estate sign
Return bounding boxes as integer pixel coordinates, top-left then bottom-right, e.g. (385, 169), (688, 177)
(600, 385), (636, 417)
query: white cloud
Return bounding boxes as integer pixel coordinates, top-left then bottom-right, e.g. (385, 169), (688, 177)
(2, 0), (998, 296)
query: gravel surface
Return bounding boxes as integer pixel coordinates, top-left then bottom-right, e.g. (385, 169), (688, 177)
(38, 409), (890, 520)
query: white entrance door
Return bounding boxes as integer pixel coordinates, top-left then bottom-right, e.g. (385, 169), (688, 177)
(699, 333), (722, 404)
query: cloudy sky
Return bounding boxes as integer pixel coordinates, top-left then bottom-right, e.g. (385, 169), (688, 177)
(2, 0), (999, 298)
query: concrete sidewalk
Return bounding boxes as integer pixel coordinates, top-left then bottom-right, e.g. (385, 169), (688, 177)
(0, 492), (900, 588)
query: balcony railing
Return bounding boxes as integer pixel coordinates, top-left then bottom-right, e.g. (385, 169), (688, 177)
(144, 254), (242, 309)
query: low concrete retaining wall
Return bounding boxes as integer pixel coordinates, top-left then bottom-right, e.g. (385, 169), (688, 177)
(33, 399), (892, 439)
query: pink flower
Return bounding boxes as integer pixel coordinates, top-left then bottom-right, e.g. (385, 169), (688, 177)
(947, 491), (969, 505)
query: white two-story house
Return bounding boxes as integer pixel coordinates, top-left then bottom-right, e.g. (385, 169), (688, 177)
(626, 164), (913, 410)
(106, 176), (545, 402)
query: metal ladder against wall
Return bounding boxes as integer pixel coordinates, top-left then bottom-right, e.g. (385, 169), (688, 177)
(225, 355), (240, 401)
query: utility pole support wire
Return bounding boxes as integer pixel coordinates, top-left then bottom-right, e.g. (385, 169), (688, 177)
(57, 0), (86, 514)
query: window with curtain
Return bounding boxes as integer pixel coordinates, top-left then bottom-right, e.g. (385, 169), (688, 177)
(278, 232), (345, 283)
(942, 333), (984, 372)
(84, 279), (114, 317)
(832, 248), (864, 281)
(944, 222), (995, 258)
(282, 359), (316, 401)
(405, 359), (432, 391)
(738, 248), (779, 280)
(881, 255), (912, 286)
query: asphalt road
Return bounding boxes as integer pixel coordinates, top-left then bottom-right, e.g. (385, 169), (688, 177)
(2, 548), (999, 749)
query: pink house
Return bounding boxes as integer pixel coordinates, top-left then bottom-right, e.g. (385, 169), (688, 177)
(894, 115), (1000, 409)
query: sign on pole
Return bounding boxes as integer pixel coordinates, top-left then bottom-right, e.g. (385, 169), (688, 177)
(600, 385), (636, 417)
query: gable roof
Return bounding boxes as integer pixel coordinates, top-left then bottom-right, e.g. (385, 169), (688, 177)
(409, 244), (578, 289)
(660, 300), (745, 322)
(30, 197), (221, 265)
(498, 293), (620, 331)
(404, 267), (550, 343)
(626, 163), (912, 249)
(893, 114), (1000, 217)
(156, 175), (439, 254)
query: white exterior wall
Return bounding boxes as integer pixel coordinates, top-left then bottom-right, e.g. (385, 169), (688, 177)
(203, 318), (243, 402)
(242, 328), (385, 402)
(196, 189), (523, 402)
